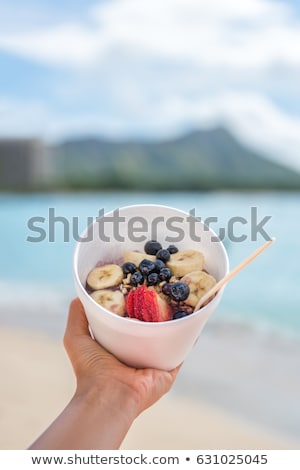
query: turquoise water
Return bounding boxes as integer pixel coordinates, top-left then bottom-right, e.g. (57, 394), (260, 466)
(0, 191), (299, 335)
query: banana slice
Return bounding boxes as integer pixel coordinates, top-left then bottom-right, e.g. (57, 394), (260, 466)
(87, 264), (123, 290)
(166, 249), (204, 277)
(91, 289), (126, 316)
(181, 270), (216, 307)
(123, 250), (156, 265)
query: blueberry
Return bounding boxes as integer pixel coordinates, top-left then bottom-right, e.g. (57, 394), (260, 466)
(156, 249), (170, 263)
(159, 267), (172, 282)
(170, 282), (190, 302)
(173, 311), (189, 320)
(122, 262), (136, 275)
(130, 271), (144, 286)
(154, 259), (165, 272)
(167, 244), (178, 254)
(147, 272), (159, 286)
(139, 259), (156, 276)
(144, 240), (162, 255)
(162, 283), (172, 295)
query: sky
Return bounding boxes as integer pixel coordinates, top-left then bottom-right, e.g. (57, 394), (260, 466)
(0, 0), (300, 170)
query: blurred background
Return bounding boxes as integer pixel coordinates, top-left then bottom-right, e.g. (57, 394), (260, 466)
(0, 0), (300, 449)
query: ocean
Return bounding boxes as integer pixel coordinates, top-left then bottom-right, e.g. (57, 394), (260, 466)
(0, 191), (299, 336)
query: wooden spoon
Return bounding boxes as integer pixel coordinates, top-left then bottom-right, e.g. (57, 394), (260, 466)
(193, 237), (276, 312)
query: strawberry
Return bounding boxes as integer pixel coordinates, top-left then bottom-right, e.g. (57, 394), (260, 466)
(126, 289), (135, 318)
(126, 285), (171, 322)
(136, 285), (151, 321)
(144, 288), (170, 322)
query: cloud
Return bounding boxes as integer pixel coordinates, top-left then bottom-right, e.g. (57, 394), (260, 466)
(0, 0), (300, 70)
(0, 95), (135, 140)
(0, 24), (102, 67)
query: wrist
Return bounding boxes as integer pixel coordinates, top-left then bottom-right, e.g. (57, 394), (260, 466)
(30, 379), (140, 450)
(74, 378), (140, 427)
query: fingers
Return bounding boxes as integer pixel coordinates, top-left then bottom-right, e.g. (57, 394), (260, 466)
(164, 363), (182, 392)
(169, 362), (182, 380)
(162, 363), (182, 392)
(155, 363), (182, 400)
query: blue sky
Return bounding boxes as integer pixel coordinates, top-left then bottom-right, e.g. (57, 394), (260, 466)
(0, 0), (300, 170)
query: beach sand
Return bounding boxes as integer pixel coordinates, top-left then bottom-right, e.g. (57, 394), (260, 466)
(0, 326), (297, 450)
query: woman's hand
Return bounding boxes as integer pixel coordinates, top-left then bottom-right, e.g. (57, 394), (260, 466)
(64, 298), (181, 416)
(29, 298), (181, 449)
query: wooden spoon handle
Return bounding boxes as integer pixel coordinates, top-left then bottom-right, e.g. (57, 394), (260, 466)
(193, 237), (276, 312)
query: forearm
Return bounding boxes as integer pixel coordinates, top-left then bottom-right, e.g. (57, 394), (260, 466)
(29, 382), (139, 450)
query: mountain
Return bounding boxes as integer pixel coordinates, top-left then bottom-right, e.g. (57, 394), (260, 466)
(50, 127), (300, 190)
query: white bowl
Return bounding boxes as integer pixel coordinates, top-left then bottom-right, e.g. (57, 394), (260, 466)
(73, 204), (229, 370)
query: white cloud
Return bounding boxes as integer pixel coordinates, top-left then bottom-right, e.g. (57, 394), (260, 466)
(0, 96), (135, 140)
(0, 0), (299, 69)
(0, 24), (104, 67)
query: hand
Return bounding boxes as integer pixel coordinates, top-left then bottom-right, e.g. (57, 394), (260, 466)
(64, 298), (181, 416)
(30, 298), (181, 450)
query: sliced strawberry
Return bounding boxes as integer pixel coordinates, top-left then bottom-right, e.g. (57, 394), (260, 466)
(145, 290), (171, 322)
(126, 285), (147, 321)
(144, 290), (159, 321)
(135, 285), (149, 321)
(126, 289), (135, 318)
(156, 294), (172, 321)
(126, 286), (171, 322)
(138, 285), (152, 322)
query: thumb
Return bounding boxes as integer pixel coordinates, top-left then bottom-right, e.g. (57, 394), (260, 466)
(64, 298), (91, 348)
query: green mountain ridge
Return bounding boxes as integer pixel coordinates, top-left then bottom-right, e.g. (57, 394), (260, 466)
(51, 127), (300, 190)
